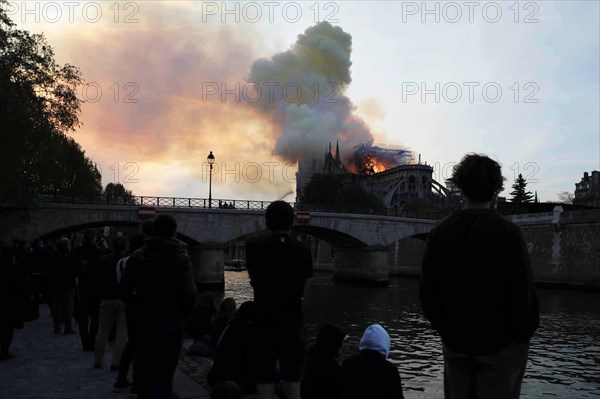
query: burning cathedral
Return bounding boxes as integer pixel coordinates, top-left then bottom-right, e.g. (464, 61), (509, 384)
(245, 22), (456, 209)
(296, 141), (455, 209)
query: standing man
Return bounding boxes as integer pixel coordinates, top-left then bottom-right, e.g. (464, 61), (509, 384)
(246, 201), (313, 399)
(120, 214), (196, 399)
(93, 236), (128, 370)
(73, 228), (106, 351)
(420, 153), (539, 399)
(49, 237), (79, 334)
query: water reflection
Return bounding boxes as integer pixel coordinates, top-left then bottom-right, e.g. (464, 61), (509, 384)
(222, 271), (600, 398)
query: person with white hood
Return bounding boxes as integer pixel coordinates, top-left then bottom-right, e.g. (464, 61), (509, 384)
(339, 323), (404, 399)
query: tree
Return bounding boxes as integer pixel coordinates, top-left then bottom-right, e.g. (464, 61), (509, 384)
(557, 191), (575, 204)
(300, 173), (384, 212)
(103, 183), (136, 204)
(335, 185), (384, 211)
(300, 174), (343, 206)
(0, 2), (101, 200)
(510, 174), (534, 203)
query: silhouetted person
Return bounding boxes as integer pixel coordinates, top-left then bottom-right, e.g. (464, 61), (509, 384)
(140, 220), (155, 237)
(246, 201), (313, 399)
(207, 301), (256, 394)
(27, 238), (52, 318)
(339, 324), (404, 399)
(49, 237), (80, 334)
(120, 214), (197, 399)
(0, 244), (30, 360)
(209, 297), (237, 355)
(301, 323), (347, 399)
(73, 228), (105, 351)
(113, 233), (145, 394)
(94, 236), (128, 369)
(420, 153), (539, 399)
(187, 293), (217, 356)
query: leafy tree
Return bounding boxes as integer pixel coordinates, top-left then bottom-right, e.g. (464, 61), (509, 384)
(103, 182), (136, 205)
(402, 198), (428, 213)
(336, 185), (384, 210)
(0, 2), (101, 201)
(510, 174), (534, 203)
(557, 191), (575, 204)
(300, 174), (343, 206)
(300, 173), (384, 212)
(104, 182), (132, 197)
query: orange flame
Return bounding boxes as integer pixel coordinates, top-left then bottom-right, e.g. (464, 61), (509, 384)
(361, 154), (388, 174)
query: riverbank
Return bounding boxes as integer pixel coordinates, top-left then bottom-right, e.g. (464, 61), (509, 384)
(0, 305), (216, 399)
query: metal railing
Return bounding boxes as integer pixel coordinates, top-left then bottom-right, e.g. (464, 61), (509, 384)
(37, 193), (276, 211)
(37, 193), (449, 220)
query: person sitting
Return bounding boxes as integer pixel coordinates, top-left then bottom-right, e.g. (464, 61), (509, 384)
(209, 297), (237, 354)
(187, 293), (217, 356)
(207, 301), (255, 394)
(301, 323), (347, 399)
(339, 323), (404, 399)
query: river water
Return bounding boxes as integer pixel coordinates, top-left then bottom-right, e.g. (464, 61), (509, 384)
(222, 271), (600, 398)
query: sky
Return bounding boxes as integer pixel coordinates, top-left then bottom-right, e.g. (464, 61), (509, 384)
(5, 0), (600, 202)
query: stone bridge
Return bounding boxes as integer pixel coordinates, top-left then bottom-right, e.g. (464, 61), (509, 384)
(3, 203), (598, 288)
(1, 202), (437, 287)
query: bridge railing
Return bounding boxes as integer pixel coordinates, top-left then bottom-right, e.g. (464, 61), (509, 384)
(37, 193), (275, 211)
(37, 193), (449, 220)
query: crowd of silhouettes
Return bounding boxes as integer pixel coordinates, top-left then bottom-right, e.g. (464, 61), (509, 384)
(0, 216), (196, 398)
(1, 153), (539, 399)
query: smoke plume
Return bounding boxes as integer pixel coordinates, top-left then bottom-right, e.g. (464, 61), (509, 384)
(247, 22), (373, 165)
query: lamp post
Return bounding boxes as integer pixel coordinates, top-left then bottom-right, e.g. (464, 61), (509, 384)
(207, 151), (215, 208)
(368, 166), (375, 194)
(368, 166), (375, 214)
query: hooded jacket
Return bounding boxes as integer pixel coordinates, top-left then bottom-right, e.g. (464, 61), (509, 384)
(340, 324), (404, 399)
(358, 323), (390, 358)
(119, 237), (196, 325)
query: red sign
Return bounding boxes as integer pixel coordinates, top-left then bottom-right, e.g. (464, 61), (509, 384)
(296, 211), (310, 223)
(138, 206), (156, 219)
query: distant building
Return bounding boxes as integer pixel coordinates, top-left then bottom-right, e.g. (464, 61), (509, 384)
(575, 171), (600, 207)
(297, 142), (458, 209)
(295, 141), (348, 201)
(444, 178), (462, 201)
(370, 162), (457, 209)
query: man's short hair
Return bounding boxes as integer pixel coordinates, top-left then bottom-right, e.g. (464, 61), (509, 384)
(265, 201), (294, 231)
(153, 214), (177, 238)
(451, 153), (505, 202)
(128, 234), (145, 252)
(140, 220), (155, 237)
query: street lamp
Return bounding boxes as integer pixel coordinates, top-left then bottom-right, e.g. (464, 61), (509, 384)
(368, 166), (375, 214)
(368, 166), (375, 193)
(207, 151), (215, 208)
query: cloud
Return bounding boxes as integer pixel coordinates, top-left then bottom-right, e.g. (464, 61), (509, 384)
(37, 2), (297, 199)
